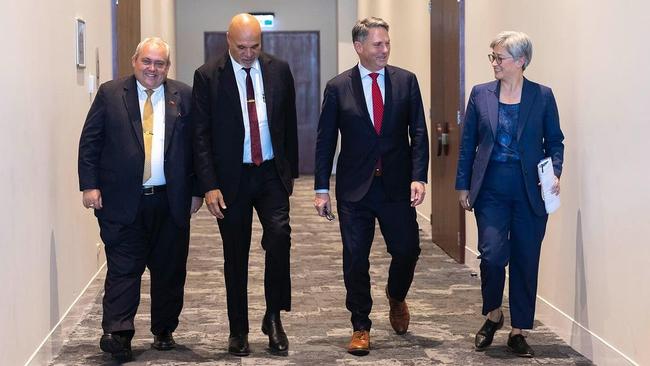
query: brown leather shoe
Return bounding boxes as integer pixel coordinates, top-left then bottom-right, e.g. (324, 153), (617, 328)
(386, 286), (410, 334)
(347, 330), (370, 356)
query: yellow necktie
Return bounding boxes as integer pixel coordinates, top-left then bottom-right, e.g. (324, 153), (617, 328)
(142, 89), (154, 183)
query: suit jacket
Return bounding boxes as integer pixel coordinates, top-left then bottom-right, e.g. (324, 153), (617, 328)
(314, 65), (429, 202)
(455, 78), (565, 216)
(192, 52), (299, 203)
(78, 76), (195, 227)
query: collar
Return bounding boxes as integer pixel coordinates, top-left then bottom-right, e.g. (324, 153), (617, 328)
(357, 63), (385, 79)
(229, 52), (261, 73)
(135, 80), (164, 95)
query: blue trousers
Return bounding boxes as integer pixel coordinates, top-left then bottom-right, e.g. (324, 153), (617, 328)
(337, 177), (421, 331)
(473, 161), (548, 329)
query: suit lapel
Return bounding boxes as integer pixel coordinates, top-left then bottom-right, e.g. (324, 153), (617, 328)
(123, 76), (144, 152)
(219, 57), (245, 128)
(486, 80), (499, 138)
(163, 81), (180, 155)
(260, 54), (274, 126)
(516, 78), (538, 140)
(382, 66), (393, 134)
(349, 67), (374, 131)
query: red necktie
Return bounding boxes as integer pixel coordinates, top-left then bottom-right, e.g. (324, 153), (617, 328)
(369, 72), (383, 134)
(243, 68), (263, 166)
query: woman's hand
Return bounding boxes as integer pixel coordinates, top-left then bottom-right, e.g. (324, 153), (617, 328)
(458, 190), (472, 211)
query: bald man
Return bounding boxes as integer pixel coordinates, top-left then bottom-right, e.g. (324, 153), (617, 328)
(192, 13), (298, 356)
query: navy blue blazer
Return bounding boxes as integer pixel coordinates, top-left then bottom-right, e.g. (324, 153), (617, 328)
(455, 78), (564, 216)
(315, 65), (429, 202)
(78, 76), (196, 227)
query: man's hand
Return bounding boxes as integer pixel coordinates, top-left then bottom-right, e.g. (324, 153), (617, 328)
(410, 181), (426, 207)
(458, 190), (472, 211)
(314, 193), (331, 217)
(551, 176), (561, 196)
(205, 189), (226, 219)
(190, 196), (204, 214)
(82, 189), (103, 210)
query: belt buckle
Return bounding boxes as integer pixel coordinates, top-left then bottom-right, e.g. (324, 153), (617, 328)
(143, 186), (155, 195)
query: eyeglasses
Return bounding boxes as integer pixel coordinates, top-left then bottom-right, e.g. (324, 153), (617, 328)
(488, 53), (513, 65)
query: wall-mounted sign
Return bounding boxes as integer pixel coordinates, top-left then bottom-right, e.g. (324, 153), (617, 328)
(251, 12), (275, 29)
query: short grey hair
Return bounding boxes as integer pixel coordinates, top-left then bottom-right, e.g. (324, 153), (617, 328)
(132, 37), (171, 64)
(490, 31), (532, 70)
(352, 17), (389, 43)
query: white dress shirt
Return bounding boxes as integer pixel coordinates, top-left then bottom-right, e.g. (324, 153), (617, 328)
(136, 81), (166, 186)
(229, 54), (274, 163)
(358, 63), (386, 125)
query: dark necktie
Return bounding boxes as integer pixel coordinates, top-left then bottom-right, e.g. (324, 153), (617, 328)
(243, 67), (263, 166)
(369, 72), (383, 134)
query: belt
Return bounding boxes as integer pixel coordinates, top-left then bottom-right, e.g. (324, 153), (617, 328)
(374, 168), (383, 177)
(142, 185), (166, 195)
(243, 159), (273, 167)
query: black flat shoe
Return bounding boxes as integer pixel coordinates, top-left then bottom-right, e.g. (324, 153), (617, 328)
(152, 331), (176, 351)
(262, 312), (289, 355)
(100, 333), (133, 362)
(228, 333), (250, 356)
(507, 334), (534, 357)
(474, 313), (504, 350)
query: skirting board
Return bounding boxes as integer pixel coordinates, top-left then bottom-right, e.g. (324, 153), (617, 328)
(464, 245), (637, 366)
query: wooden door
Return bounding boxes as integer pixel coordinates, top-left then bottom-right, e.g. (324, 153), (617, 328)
(112, 0), (141, 79)
(204, 31), (320, 174)
(430, 0), (466, 263)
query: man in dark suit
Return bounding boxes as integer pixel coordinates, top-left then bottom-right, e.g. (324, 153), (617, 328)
(78, 37), (202, 362)
(314, 17), (429, 356)
(192, 13), (298, 356)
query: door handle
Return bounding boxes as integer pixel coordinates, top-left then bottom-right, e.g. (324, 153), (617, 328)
(436, 122), (450, 156)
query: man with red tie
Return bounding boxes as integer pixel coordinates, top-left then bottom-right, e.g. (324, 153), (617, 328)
(314, 17), (429, 356)
(192, 13), (298, 357)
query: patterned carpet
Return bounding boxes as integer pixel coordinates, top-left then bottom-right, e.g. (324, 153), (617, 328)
(46, 177), (594, 365)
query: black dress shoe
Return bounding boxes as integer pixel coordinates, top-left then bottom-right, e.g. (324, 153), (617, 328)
(100, 333), (133, 362)
(228, 333), (250, 356)
(474, 313), (504, 350)
(507, 334), (535, 357)
(152, 331), (176, 351)
(261, 312), (289, 355)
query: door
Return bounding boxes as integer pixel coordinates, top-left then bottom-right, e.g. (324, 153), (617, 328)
(112, 0), (141, 79)
(204, 31), (320, 174)
(430, 0), (466, 263)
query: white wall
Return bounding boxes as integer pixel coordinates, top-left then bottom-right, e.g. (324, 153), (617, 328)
(141, 0), (178, 79)
(0, 1), (112, 365)
(464, 1), (650, 365)
(174, 0), (338, 91)
(356, 0), (432, 219)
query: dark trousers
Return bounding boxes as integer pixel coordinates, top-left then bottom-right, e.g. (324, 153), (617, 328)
(99, 191), (190, 336)
(217, 160), (292, 336)
(473, 161), (548, 329)
(337, 177), (420, 331)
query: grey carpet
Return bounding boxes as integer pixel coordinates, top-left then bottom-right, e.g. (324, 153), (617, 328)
(48, 177), (594, 365)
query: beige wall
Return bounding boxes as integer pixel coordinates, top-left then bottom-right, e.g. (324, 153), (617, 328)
(174, 0), (338, 91)
(0, 1), (113, 365)
(357, 0), (432, 219)
(141, 0), (178, 79)
(465, 1), (649, 365)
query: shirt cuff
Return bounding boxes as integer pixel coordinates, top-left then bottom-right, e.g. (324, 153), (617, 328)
(315, 189), (329, 194)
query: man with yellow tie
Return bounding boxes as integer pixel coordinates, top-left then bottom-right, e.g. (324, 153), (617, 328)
(78, 37), (202, 362)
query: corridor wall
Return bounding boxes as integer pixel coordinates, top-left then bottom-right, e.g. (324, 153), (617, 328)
(0, 2), (112, 365)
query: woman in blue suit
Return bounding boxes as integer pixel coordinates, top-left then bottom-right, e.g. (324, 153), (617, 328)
(455, 31), (564, 357)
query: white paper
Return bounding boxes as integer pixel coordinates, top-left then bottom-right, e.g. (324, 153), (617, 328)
(537, 157), (560, 214)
